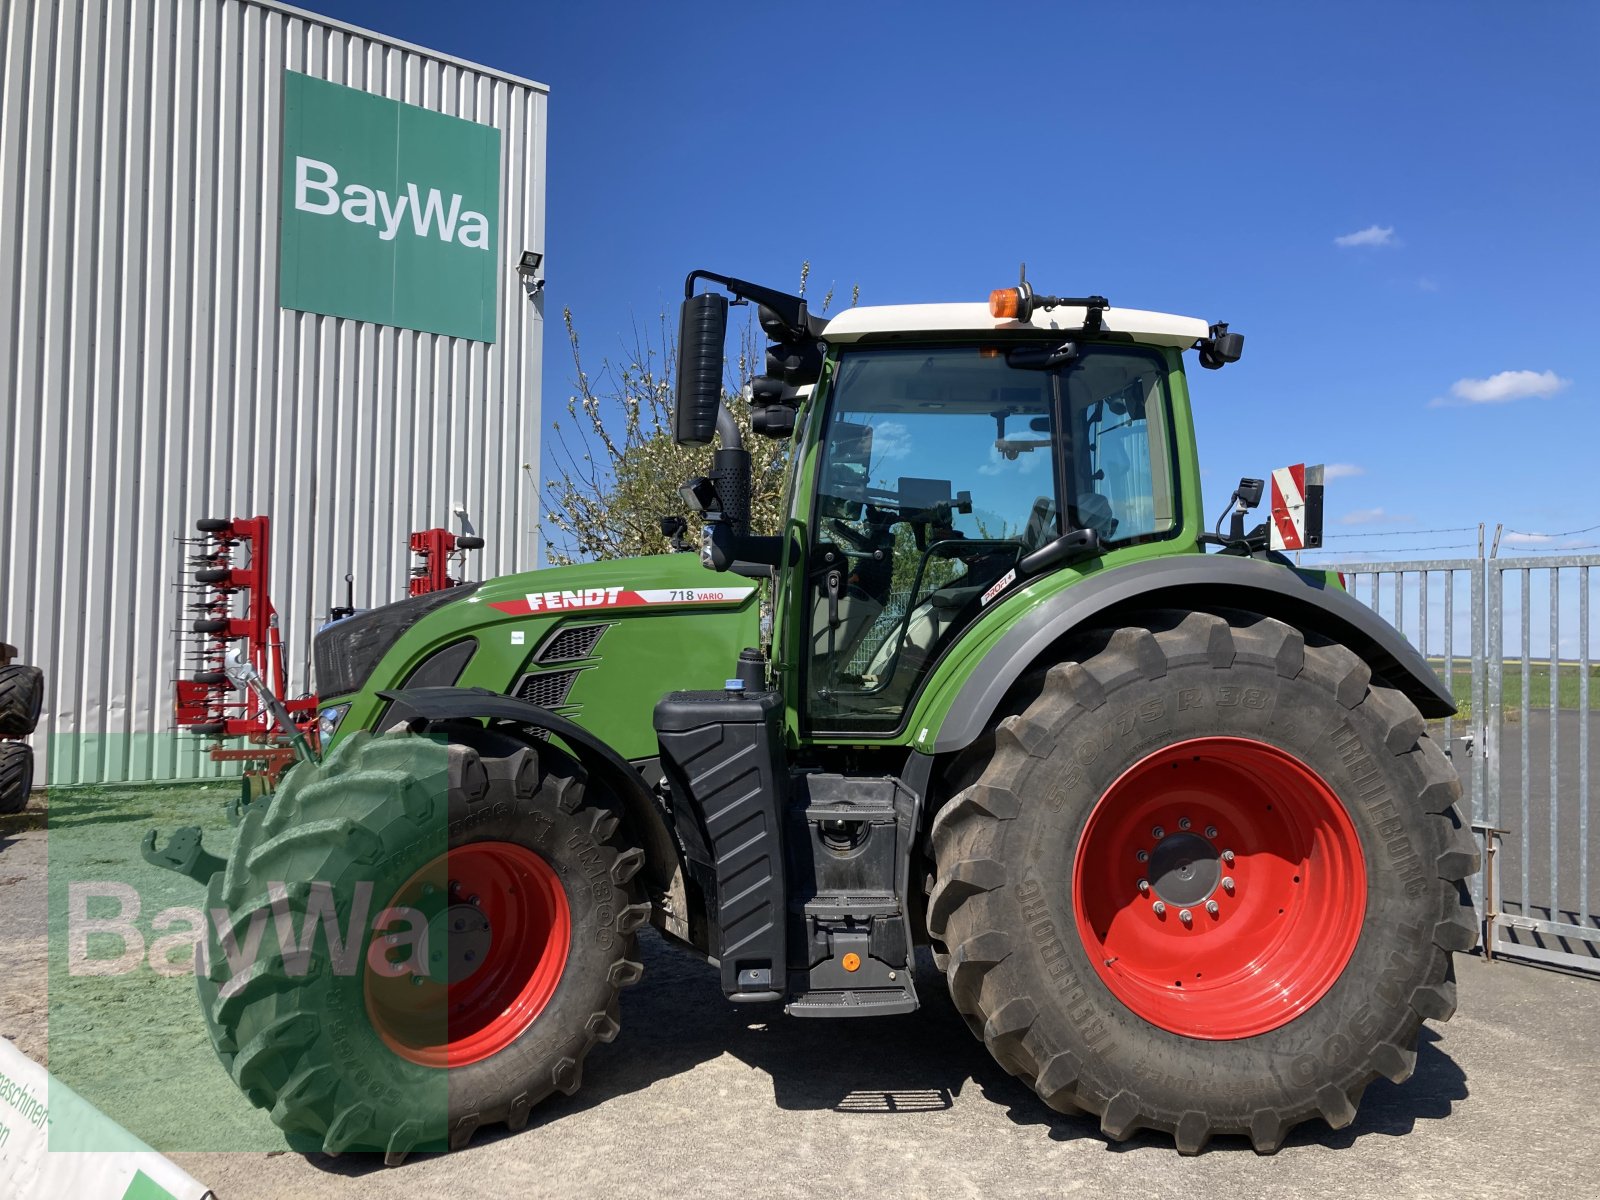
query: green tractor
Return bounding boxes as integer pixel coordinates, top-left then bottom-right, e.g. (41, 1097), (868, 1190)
(193, 272), (1476, 1160)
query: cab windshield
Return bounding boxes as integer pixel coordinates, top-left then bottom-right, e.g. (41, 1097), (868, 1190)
(803, 342), (1178, 733)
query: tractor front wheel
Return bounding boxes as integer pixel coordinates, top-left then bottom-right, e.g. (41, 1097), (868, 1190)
(927, 609), (1478, 1153)
(197, 727), (648, 1161)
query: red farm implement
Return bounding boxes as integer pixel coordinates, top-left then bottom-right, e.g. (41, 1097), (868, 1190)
(173, 516), (482, 788)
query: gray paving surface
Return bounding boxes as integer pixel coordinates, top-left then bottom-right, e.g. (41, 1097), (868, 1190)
(3, 817), (1599, 1200)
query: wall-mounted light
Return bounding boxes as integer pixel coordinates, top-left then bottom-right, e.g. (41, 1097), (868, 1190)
(517, 249), (544, 297)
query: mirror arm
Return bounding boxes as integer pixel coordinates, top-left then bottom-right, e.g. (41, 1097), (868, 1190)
(715, 403), (743, 452)
(1018, 528), (1103, 576)
(702, 519), (785, 574)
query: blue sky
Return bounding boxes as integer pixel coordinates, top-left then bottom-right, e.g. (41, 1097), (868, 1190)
(308, 1), (1598, 561)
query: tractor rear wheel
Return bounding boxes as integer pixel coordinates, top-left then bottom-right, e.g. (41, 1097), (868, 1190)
(0, 742), (32, 815)
(0, 664), (44, 736)
(197, 727), (648, 1162)
(927, 609), (1477, 1153)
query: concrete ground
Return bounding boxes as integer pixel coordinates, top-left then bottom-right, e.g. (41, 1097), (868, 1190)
(4, 807), (1599, 1200)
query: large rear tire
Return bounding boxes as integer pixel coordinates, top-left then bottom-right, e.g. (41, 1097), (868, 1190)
(197, 727), (648, 1162)
(927, 609), (1478, 1153)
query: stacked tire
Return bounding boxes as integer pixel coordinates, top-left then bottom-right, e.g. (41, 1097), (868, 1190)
(0, 661), (44, 815)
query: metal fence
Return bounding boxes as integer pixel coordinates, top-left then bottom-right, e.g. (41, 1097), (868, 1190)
(1325, 554), (1599, 975)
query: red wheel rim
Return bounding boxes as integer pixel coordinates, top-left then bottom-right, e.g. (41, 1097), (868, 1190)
(1072, 737), (1366, 1039)
(365, 841), (571, 1067)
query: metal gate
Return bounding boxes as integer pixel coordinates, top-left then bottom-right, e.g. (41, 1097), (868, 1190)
(1323, 554), (1598, 975)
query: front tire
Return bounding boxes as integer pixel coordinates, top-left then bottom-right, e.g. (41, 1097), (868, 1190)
(198, 727), (648, 1161)
(927, 609), (1478, 1153)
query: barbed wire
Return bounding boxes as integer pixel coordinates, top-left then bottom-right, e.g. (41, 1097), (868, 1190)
(1305, 539), (1600, 556)
(1503, 520), (1600, 538)
(1496, 541), (1600, 553)
(1321, 525), (1479, 540)
(1302, 541), (1479, 554)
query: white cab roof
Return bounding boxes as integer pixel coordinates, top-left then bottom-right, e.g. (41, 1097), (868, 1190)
(821, 302), (1210, 348)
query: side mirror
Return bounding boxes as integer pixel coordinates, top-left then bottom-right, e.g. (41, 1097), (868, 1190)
(674, 292), (728, 445)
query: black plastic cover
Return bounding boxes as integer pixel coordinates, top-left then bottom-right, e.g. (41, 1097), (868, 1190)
(654, 689), (787, 998)
(313, 584), (479, 699)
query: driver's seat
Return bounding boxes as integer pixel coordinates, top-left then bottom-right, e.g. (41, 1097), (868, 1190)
(1019, 496), (1058, 553)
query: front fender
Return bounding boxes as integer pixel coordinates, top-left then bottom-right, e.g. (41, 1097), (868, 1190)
(380, 686), (687, 935)
(928, 555), (1454, 753)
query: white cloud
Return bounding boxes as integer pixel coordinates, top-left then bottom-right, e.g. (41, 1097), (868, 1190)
(1501, 531), (1553, 545)
(1339, 507), (1412, 526)
(1322, 463), (1365, 481)
(870, 421), (912, 460)
(1416, 277), (1439, 292)
(1431, 369), (1571, 407)
(1334, 224), (1397, 248)
(977, 446), (1047, 477)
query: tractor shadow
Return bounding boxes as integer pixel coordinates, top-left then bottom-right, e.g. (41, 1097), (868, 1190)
(308, 929), (1468, 1175)
(570, 934), (1018, 1119)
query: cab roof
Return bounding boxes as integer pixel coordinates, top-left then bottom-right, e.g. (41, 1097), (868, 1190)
(820, 302), (1210, 348)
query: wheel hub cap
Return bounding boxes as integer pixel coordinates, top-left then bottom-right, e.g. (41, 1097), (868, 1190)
(1146, 832), (1220, 907)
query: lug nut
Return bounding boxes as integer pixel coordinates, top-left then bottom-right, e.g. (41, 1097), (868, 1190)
(1206, 900), (1220, 917)
(1179, 908), (1193, 925)
(1223, 876), (1236, 893)
(1222, 849), (1235, 865)
(1137, 879), (1151, 895)
(411, 974), (426, 987)
(1179, 817), (1191, 831)
(1152, 825), (1165, 839)
(1205, 826), (1218, 839)
(1152, 901), (1167, 917)
(1136, 850), (1149, 863)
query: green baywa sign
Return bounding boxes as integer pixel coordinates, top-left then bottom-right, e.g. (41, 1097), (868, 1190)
(278, 71), (502, 342)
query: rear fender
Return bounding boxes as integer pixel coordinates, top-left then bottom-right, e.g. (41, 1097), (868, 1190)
(930, 555), (1454, 753)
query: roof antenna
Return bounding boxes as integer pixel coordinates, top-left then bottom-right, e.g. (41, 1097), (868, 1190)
(1019, 262), (1027, 286)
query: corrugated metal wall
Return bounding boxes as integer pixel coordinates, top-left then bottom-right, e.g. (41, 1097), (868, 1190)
(0, 0), (547, 785)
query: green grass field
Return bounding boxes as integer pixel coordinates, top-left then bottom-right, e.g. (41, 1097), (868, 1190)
(1428, 659), (1599, 718)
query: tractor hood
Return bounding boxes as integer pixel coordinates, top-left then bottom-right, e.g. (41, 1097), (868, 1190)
(318, 554), (762, 761)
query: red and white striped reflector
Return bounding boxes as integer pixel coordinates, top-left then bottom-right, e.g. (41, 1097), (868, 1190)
(1270, 464), (1307, 551)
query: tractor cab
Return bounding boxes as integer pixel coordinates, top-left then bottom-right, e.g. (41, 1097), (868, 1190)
(672, 272), (1240, 739)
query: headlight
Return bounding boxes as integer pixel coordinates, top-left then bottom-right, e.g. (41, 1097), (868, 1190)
(318, 703), (351, 745)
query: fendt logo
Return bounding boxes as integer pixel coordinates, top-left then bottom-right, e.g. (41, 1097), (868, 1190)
(292, 157), (492, 249)
(278, 71), (503, 342)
